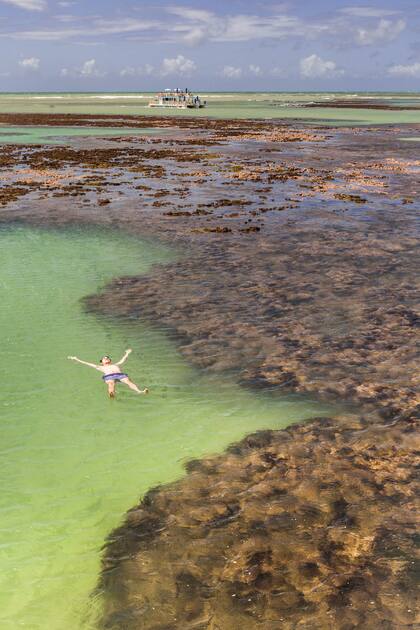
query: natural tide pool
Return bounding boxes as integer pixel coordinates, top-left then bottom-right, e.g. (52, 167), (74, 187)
(0, 225), (337, 629)
(0, 125), (161, 145)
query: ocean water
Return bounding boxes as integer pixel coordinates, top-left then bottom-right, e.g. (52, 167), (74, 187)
(0, 225), (337, 629)
(0, 126), (162, 145)
(0, 92), (420, 126)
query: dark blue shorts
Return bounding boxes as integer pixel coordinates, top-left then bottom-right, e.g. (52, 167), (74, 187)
(102, 372), (128, 382)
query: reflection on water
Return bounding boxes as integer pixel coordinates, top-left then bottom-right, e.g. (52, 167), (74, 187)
(0, 225), (336, 629)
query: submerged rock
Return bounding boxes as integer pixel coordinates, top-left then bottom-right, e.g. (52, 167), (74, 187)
(1, 113), (418, 629)
(99, 414), (419, 629)
(86, 223), (419, 421)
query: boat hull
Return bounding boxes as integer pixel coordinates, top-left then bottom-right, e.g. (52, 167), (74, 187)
(148, 103), (206, 109)
(148, 90), (206, 109)
(148, 104), (188, 109)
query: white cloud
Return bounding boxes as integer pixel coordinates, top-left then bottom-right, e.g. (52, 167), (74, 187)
(19, 56), (40, 70)
(249, 64), (262, 76)
(0, 0), (46, 10)
(180, 27), (207, 46)
(356, 18), (405, 45)
(53, 14), (77, 23)
(221, 65), (243, 79)
(60, 58), (106, 78)
(164, 8), (328, 46)
(213, 15), (324, 43)
(3, 11), (326, 43)
(340, 7), (400, 18)
(93, 17), (159, 36)
(7, 18), (159, 41)
(300, 54), (344, 79)
(120, 66), (136, 77)
(0, 5), (409, 57)
(142, 63), (154, 76)
(166, 7), (214, 22)
(79, 58), (103, 77)
(160, 54), (196, 77)
(388, 61), (420, 77)
(270, 66), (289, 77)
(120, 63), (154, 77)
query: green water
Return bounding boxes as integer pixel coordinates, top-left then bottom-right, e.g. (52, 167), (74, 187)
(0, 125), (161, 145)
(0, 225), (336, 629)
(0, 92), (420, 125)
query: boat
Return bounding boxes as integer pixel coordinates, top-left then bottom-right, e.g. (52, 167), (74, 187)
(148, 89), (206, 109)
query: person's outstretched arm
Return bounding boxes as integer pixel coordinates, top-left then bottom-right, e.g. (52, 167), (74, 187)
(68, 356), (100, 369)
(116, 348), (132, 366)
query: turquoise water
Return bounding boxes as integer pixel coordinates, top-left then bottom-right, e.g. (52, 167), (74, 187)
(0, 125), (161, 145)
(0, 92), (419, 125)
(0, 225), (336, 629)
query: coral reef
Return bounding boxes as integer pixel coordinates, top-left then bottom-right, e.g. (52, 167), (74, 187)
(100, 415), (419, 629)
(1, 114), (419, 628)
(87, 225), (419, 420)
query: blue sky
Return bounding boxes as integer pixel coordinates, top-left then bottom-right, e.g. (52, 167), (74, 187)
(0, 0), (419, 91)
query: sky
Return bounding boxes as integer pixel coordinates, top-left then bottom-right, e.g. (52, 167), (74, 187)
(0, 0), (419, 91)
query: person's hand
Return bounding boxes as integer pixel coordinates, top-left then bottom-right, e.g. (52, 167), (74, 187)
(126, 348), (132, 354)
(67, 356), (77, 360)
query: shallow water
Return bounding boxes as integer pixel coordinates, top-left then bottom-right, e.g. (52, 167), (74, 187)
(0, 125), (161, 145)
(1, 92), (420, 125)
(0, 225), (337, 629)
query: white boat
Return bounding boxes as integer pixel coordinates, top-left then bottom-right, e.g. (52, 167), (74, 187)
(148, 89), (206, 109)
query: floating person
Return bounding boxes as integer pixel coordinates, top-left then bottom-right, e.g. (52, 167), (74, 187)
(67, 349), (148, 398)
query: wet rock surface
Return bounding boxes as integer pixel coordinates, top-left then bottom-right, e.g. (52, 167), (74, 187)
(0, 114), (419, 628)
(100, 415), (419, 629)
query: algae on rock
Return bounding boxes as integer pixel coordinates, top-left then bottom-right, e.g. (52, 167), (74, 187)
(99, 415), (419, 629)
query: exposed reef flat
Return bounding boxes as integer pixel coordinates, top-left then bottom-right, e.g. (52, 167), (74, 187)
(305, 99), (420, 111)
(0, 111), (325, 134)
(0, 114), (419, 628)
(100, 415), (418, 629)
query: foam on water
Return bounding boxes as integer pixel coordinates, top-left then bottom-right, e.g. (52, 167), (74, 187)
(0, 225), (336, 629)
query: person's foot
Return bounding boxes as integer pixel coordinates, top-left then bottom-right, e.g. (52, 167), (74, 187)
(142, 388), (149, 394)
(109, 391), (115, 398)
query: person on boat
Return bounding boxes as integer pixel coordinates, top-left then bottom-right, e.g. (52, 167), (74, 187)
(67, 349), (148, 398)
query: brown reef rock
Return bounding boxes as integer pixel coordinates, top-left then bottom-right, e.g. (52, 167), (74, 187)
(99, 415), (419, 630)
(86, 226), (419, 421)
(1, 115), (419, 629)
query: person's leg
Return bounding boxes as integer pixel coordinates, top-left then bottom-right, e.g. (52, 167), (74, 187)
(107, 380), (116, 398)
(121, 377), (148, 394)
